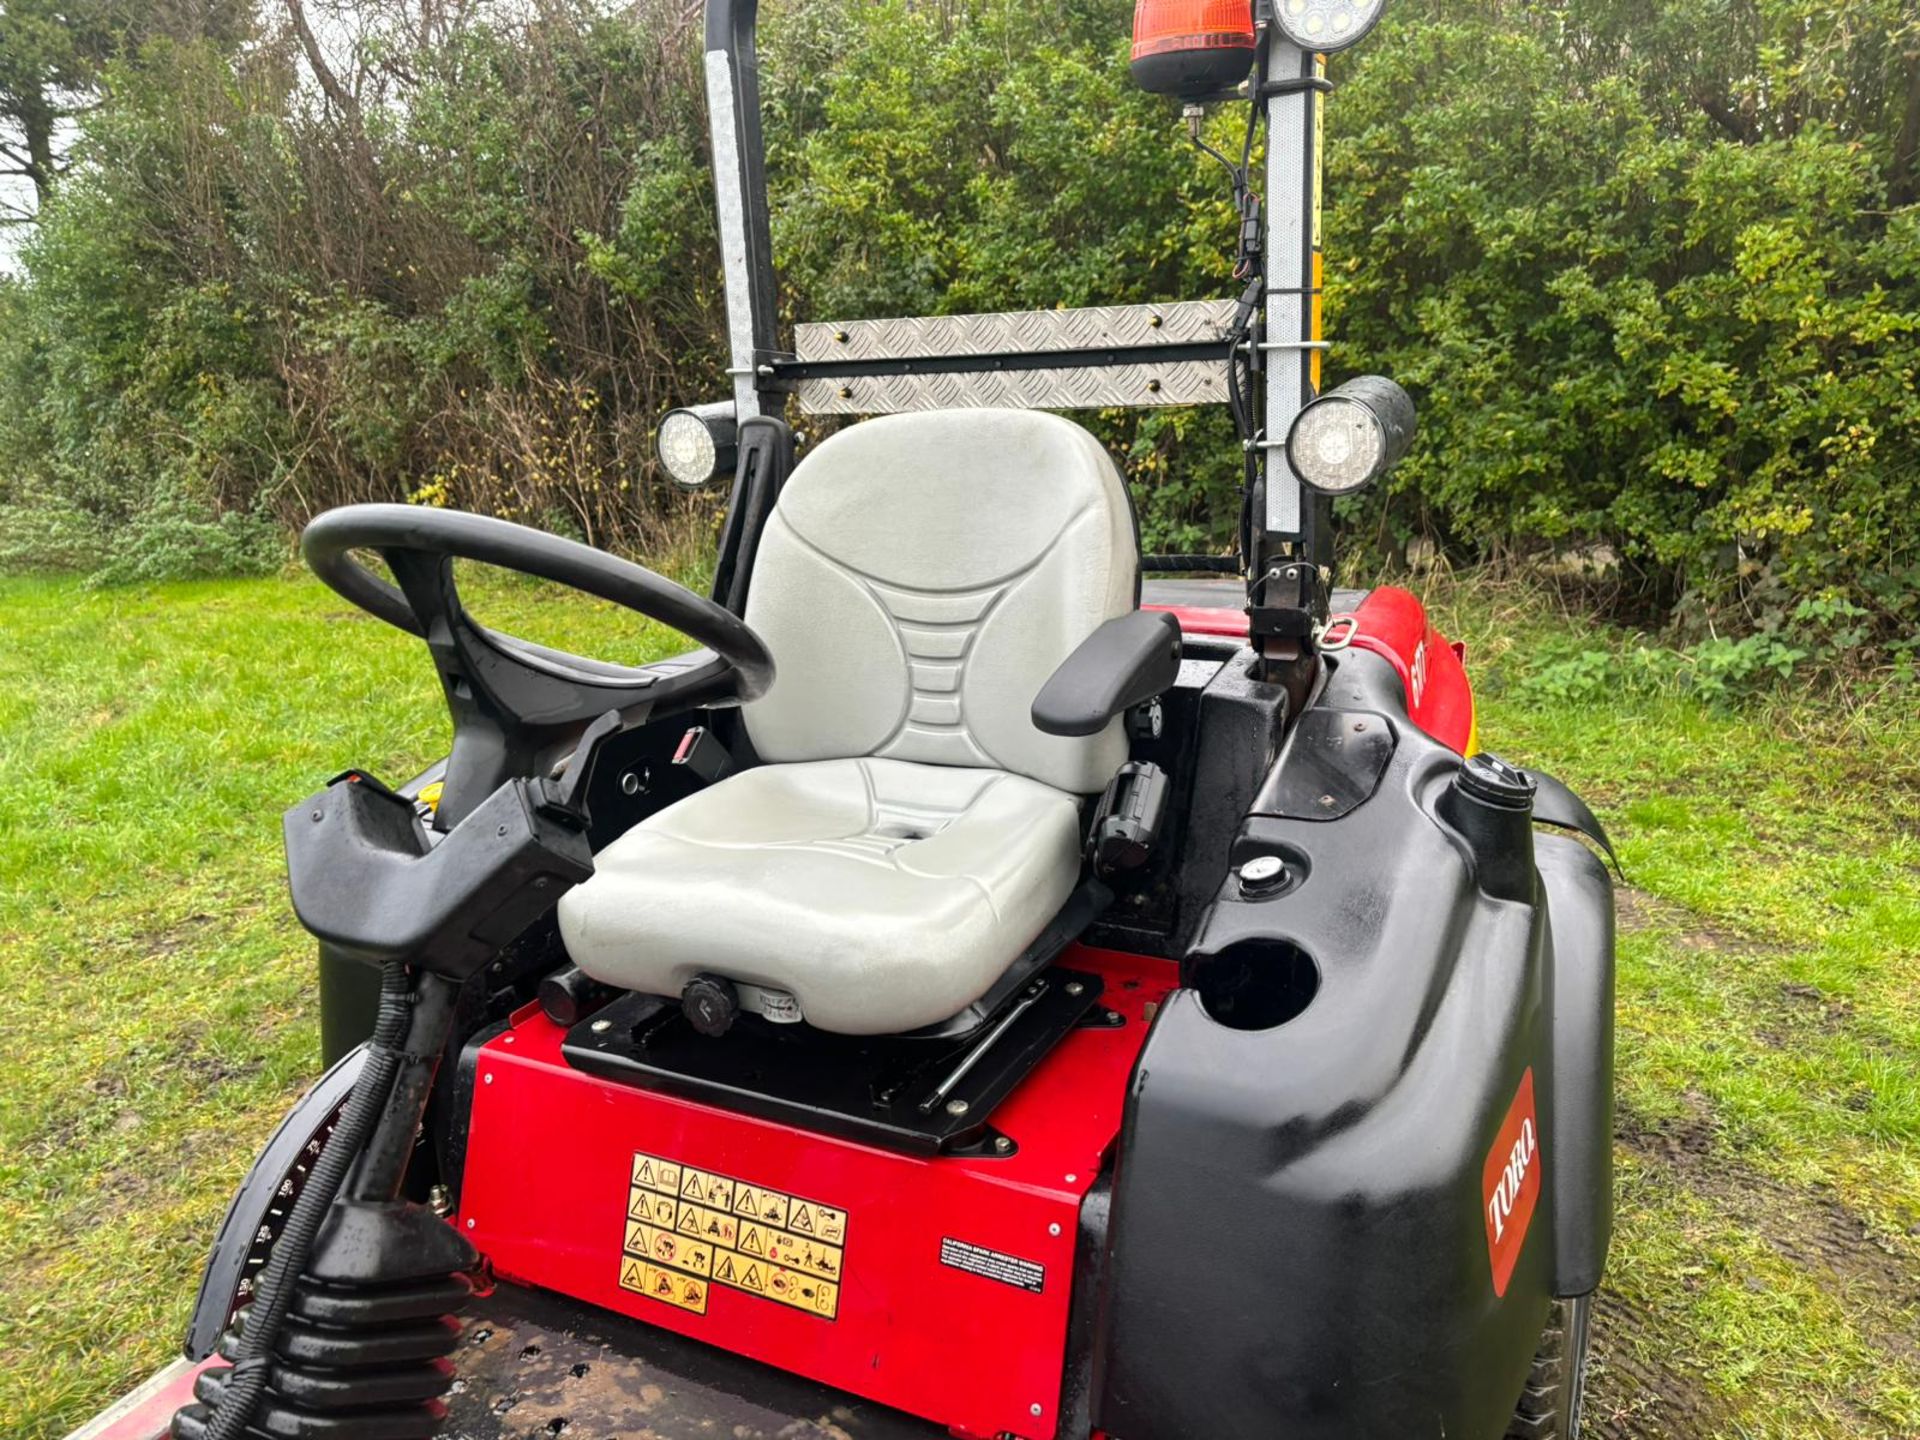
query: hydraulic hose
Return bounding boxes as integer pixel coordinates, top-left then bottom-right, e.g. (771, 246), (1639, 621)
(194, 960), (414, 1440)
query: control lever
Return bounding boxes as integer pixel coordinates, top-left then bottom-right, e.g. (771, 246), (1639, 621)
(672, 725), (734, 784)
(538, 709), (624, 828)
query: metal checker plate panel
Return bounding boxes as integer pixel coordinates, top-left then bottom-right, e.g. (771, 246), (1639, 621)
(794, 360), (1228, 414)
(796, 300), (1238, 361)
(794, 300), (1237, 414)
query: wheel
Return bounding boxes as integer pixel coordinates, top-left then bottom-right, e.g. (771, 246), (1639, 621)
(1506, 1294), (1593, 1439)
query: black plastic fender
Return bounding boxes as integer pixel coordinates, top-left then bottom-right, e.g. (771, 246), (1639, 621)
(1096, 649), (1613, 1440)
(1538, 832), (1615, 1297)
(1528, 767), (1620, 874)
(183, 1044), (367, 1360)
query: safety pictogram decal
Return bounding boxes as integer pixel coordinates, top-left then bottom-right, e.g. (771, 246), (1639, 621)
(1482, 1068), (1543, 1298)
(619, 1151), (846, 1319)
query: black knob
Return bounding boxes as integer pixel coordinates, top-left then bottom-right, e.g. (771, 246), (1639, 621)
(682, 975), (739, 1037)
(538, 965), (619, 1027)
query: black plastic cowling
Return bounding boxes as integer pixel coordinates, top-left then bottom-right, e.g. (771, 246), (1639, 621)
(1096, 648), (1616, 1439)
(284, 772), (594, 981)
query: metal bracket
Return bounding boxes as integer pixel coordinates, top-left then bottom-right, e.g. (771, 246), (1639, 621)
(1256, 76), (1336, 100)
(1313, 615), (1358, 653)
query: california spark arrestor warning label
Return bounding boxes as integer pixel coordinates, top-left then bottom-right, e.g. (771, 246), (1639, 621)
(619, 1151), (846, 1319)
(938, 1236), (1045, 1294)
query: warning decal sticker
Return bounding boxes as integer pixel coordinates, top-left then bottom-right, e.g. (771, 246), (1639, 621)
(938, 1237), (1045, 1294)
(619, 1151), (846, 1319)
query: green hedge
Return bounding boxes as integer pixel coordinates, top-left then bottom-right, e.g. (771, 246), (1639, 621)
(1332, 2), (1920, 648)
(0, 0), (1914, 655)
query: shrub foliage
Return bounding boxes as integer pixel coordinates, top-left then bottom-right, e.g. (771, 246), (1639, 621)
(0, 0), (1914, 651)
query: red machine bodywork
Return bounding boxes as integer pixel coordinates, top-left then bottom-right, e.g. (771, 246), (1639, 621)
(1339, 587), (1475, 754)
(1144, 601), (1247, 639)
(458, 945), (1178, 1440)
(66, 1361), (214, 1440)
(1146, 584), (1475, 753)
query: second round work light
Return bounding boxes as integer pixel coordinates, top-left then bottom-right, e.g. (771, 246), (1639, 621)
(1273, 0), (1386, 52)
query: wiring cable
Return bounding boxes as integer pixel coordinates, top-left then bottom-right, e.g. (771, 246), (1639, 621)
(1187, 89), (1267, 568)
(196, 960), (414, 1440)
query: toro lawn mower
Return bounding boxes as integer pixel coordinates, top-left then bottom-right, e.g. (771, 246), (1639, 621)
(76, 1), (1618, 1437)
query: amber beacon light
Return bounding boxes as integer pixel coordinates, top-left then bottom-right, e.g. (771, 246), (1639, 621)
(1130, 0), (1257, 98)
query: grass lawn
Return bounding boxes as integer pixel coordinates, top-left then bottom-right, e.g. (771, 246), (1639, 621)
(1, 567), (1917, 1439)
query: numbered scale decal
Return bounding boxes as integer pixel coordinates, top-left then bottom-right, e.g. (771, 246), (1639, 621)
(619, 1151), (848, 1319)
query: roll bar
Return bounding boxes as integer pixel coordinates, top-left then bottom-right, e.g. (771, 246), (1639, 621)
(702, 0), (780, 422)
(699, 0), (1335, 648)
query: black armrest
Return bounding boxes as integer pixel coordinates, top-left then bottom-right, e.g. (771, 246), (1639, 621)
(1032, 609), (1182, 737)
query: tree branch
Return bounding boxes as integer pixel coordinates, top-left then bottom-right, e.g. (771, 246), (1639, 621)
(285, 0), (362, 121)
(1695, 89), (1759, 145)
(1888, 46), (1920, 210)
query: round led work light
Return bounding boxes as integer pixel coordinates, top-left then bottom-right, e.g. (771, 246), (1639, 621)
(1273, 0), (1387, 52)
(1285, 374), (1415, 496)
(656, 401), (738, 489)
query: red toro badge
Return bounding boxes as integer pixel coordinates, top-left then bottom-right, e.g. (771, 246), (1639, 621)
(1482, 1068), (1542, 1298)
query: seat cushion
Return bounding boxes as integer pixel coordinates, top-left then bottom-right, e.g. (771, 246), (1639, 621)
(556, 758), (1084, 1035)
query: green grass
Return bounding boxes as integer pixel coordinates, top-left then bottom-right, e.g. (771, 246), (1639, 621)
(0, 569), (686, 1438)
(1426, 580), (1920, 1439)
(1, 568), (1917, 1439)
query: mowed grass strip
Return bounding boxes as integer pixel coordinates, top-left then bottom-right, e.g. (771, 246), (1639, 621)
(0, 569), (1916, 1439)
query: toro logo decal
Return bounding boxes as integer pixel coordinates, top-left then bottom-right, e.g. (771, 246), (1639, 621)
(1482, 1068), (1542, 1298)
(1409, 637), (1431, 708)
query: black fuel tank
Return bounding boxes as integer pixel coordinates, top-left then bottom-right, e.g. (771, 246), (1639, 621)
(1095, 648), (1613, 1440)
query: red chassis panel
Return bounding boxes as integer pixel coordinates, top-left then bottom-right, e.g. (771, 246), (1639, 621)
(1144, 600), (1248, 639)
(458, 945), (1177, 1440)
(65, 1359), (215, 1440)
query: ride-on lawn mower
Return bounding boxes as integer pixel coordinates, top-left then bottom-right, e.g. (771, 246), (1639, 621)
(73, 1), (1618, 1437)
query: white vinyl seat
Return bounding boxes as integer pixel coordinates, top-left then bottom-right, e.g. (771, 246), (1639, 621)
(559, 758), (1082, 1034)
(557, 408), (1139, 1034)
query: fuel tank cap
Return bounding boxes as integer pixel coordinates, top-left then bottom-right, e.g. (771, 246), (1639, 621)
(1454, 753), (1537, 811)
(1237, 854), (1290, 897)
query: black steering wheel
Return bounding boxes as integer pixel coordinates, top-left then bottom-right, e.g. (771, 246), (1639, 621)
(303, 504), (774, 826)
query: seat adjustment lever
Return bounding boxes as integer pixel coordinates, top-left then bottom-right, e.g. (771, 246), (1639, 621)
(673, 726), (734, 784)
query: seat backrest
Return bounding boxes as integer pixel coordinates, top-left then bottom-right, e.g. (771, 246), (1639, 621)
(742, 409), (1137, 795)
